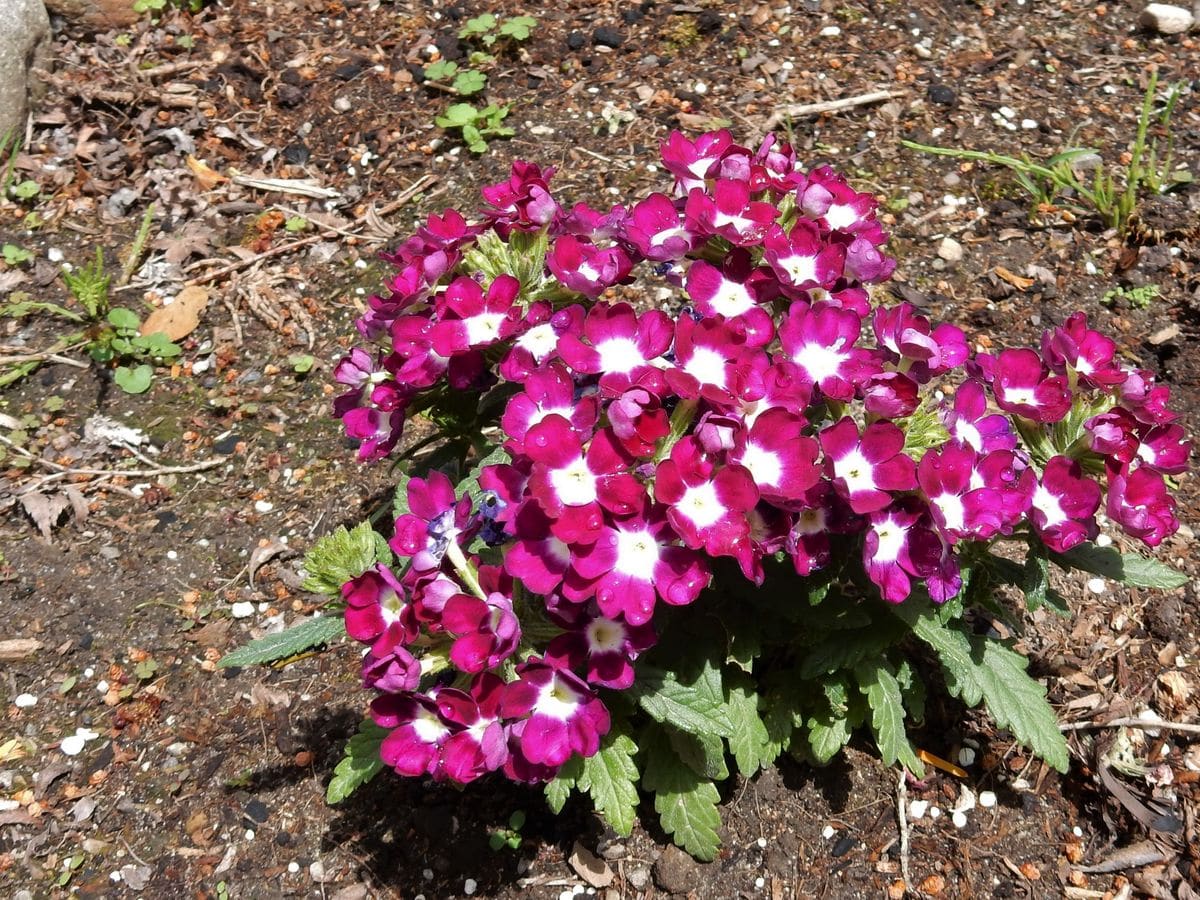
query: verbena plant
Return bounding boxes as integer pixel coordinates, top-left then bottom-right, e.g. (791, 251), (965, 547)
(222, 130), (1190, 860)
(903, 72), (1190, 234)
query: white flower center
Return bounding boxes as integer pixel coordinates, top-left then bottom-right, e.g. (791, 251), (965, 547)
(676, 481), (725, 530)
(791, 341), (847, 381)
(528, 405), (574, 430)
(380, 589), (406, 625)
(934, 493), (965, 532)
(550, 456), (597, 506)
(872, 521), (906, 563)
(465, 312), (507, 346)
(596, 337), (644, 373)
(516, 322), (558, 361)
(953, 419), (983, 452)
(711, 210), (754, 232)
(705, 279), (755, 316)
(537, 676), (581, 721)
(794, 507), (826, 536)
(651, 225), (690, 248)
(823, 203), (859, 231)
(1032, 483), (1067, 527)
(412, 707), (450, 743)
(835, 447), (876, 495)
(614, 528), (661, 575)
(585, 618), (626, 654)
(683, 346), (728, 388)
(739, 443), (783, 489)
(1002, 386), (1039, 408)
(778, 253), (817, 285)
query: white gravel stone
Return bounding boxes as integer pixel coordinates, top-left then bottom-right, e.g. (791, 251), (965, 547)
(819, 25), (841, 36)
(464, 879), (477, 895)
(909, 800), (929, 820)
(958, 747), (976, 767)
(821, 824), (836, 839)
(952, 810), (969, 828)
(1087, 577), (1107, 594)
(1139, 3), (1195, 34)
(288, 862), (300, 874)
(937, 237), (964, 262)
(979, 791), (997, 808)
(14, 693), (36, 708)
(231, 601), (255, 619)
(60, 728), (99, 756)
(254, 500), (274, 513)
(1020, 119), (1039, 130)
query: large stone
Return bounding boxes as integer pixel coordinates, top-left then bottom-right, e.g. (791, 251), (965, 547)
(44, 0), (138, 28)
(0, 0), (52, 140)
(1139, 3), (1195, 33)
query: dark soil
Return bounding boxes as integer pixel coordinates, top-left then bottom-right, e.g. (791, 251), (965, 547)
(0, 0), (1197, 898)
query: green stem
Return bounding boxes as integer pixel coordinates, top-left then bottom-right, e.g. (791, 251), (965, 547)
(445, 540), (487, 600)
(654, 398), (699, 463)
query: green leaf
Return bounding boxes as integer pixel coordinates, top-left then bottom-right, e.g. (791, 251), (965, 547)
(436, 103), (479, 127)
(459, 13), (496, 37)
(452, 70), (487, 95)
(641, 728), (722, 862)
(1054, 543), (1188, 590)
(577, 729), (639, 836)
(1021, 538), (1051, 611)
(107, 307), (139, 331)
(804, 713), (853, 764)
(11, 179), (39, 200)
(288, 353), (315, 374)
(633, 661), (734, 738)
(667, 728), (728, 780)
(326, 719), (388, 804)
(114, 364), (153, 394)
(219, 614), (346, 668)
(762, 686), (803, 758)
(424, 59), (459, 81)
(725, 671), (773, 776)
(797, 616), (907, 679)
(300, 521), (387, 595)
(854, 660), (923, 775)
(284, 216), (308, 233)
(498, 15), (537, 39)
(893, 603), (1069, 772)
(545, 753), (583, 814)
(2, 244), (32, 265)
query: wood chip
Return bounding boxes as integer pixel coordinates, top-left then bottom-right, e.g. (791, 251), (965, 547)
(568, 841), (614, 888)
(0, 638), (44, 661)
(993, 266), (1036, 290)
(1148, 324), (1181, 346)
(140, 286), (210, 341)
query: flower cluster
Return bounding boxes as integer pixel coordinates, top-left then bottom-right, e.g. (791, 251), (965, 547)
(333, 130), (1189, 786)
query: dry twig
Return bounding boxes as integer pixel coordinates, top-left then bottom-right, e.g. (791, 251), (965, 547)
(762, 89), (908, 132)
(1061, 716), (1200, 736)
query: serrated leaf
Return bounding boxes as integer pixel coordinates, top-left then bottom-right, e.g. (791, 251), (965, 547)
(545, 753), (583, 814)
(805, 713), (853, 764)
(1021, 538), (1052, 612)
(667, 727), (728, 780)
(452, 70), (487, 95)
(641, 728), (722, 861)
(855, 660), (923, 775)
(424, 59), (458, 81)
(436, 103), (479, 127)
(894, 604), (1069, 772)
(498, 15), (537, 39)
(725, 671), (773, 776)
(797, 617), (907, 679)
(725, 622), (761, 673)
(326, 720), (388, 804)
(301, 521), (385, 595)
(633, 662), (734, 738)
(1054, 543), (1188, 590)
(577, 730), (639, 836)
(218, 615), (346, 668)
(762, 686), (803, 759)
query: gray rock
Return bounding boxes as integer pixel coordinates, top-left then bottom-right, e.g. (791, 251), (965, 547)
(0, 0), (51, 140)
(652, 845), (701, 895)
(937, 237), (964, 263)
(1139, 3), (1195, 33)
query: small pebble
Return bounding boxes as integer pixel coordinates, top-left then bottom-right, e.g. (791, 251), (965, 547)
(997, 106), (1016, 119)
(288, 862), (300, 874)
(14, 693), (37, 708)
(1020, 118), (1038, 130)
(231, 601), (256, 619)
(757, 837), (767, 848)
(60, 728), (99, 756)
(558, 892), (573, 900)
(464, 878), (477, 896)
(821, 824), (836, 839)
(909, 800), (929, 820)
(333, 97), (352, 112)
(929, 806), (942, 819)
(937, 237), (964, 263)
(593, 27), (625, 48)
(1139, 3), (1195, 34)
(755, 876), (766, 889)
(951, 811), (968, 829)
(1073, 826), (1083, 837)
(819, 25), (841, 36)
(1095, 533), (1113, 547)
(1086, 577), (1106, 595)
(96, 680), (109, 694)
(979, 791), (997, 809)
(254, 500), (274, 513)
(422, 869), (434, 881)
(958, 747), (976, 767)
(928, 84), (956, 105)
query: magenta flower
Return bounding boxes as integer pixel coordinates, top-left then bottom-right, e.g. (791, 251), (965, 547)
(499, 303), (584, 382)
(685, 250), (777, 347)
(729, 408), (821, 502)
(862, 371), (920, 419)
(786, 482), (860, 576)
(557, 302), (674, 396)
(343, 565), (417, 654)
(992, 348), (1072, 423)
(500, 659), (611, 767)
(1029, 456), (1101, 552)
(559, 201), (628, 240)
(1086, 408), (1139, 463)
(660, 128), (734, 191)
(390, 470), (476, 571)
(872, 303), (968, 381)
(607, 381), (670, 458)
(684, 179), (779, 246)
(1118, 369), (1177, 425)
(436, 674), (509, 783)
(1105, 461), (1179, 547)
(503, 501), (574, 595)
(941, 380), (1017, 453)
(779, 302), (878, 401)
(501, 363), (598, 455)
(664, 316), (751, 403)
(863, 502), (945, 603)
(545, 601), (657, 689)
(620, 193), (699, 261)
(970, 449), (1035, 532)
(566, 500), (710, 624)
(654, 437), (759, 560)
(820, 417), (918, 514)
(372, 691), (455, 780)
(546, 235), (635, 298)
(1041, 312), (1124, 388)
(362, 645), (422, 694)
(798, 166), (879, 234)
(917, 444), (1005, 542)
(843, 235), (897, 283)
(442, 589), (522, 674)
(1134, 424), (1191, 475)
(762, 221), (846, 294)
(749, 133), (806, 194)
(481, 160), (560, 234)
(430, 274), (523, 355)
(524, 416), (643, 543)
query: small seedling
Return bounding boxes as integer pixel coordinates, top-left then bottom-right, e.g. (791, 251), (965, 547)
(10, 180), (39, 201)
(434, 103), (515, 154)
(284, 215), (309, 233)
(288, 353), (316, 374)
(2, 244), (32, 266)
(487, 810), (526, 851)
(459, 13), (538, 45)
(63, 248), (112, 319)
(1102, 284), (1160, 309)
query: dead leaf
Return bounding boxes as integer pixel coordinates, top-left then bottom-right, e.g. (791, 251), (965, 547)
(249, 538), (292, 587)
(250, 681), (292, 711)
(64, 487), (89, 524)
(140, 286), (209, 341)
(186, 155), (228, 190)
(182, 619), (231, 648)
(1148, 325), (1180, 346)
(19, 490), (71, 539)
(993, 266), (1036, 290)
(0, 638), (43, 661)
(568, 841), (614, 888)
